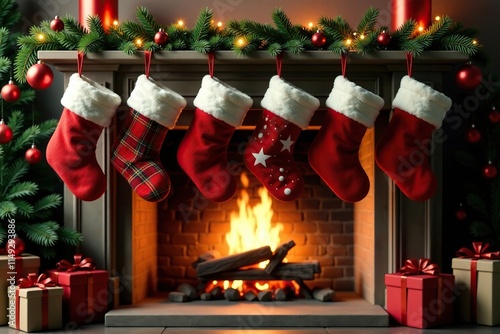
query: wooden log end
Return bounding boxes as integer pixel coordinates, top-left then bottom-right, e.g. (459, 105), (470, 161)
(169, 291), (188, 303)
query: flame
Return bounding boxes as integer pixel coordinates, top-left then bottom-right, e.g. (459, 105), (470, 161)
(225, 172), (284, 291)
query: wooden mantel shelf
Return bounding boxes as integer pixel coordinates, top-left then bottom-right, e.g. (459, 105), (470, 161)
(38, 50), (468, 66)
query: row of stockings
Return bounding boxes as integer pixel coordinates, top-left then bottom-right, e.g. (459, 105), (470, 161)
(46, 72), (451, 204)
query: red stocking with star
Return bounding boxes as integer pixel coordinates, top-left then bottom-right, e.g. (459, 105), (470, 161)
(244, 75), (319, 201)
(375, 75), (451, 201)
(177, 75), (253, 202)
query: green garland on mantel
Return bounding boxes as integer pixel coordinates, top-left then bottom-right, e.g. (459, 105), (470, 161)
(15, 6), (480, 83)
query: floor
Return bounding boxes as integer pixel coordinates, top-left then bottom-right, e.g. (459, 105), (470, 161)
(1, 324), (500, 334)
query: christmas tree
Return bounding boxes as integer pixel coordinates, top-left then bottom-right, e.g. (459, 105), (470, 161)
(0, 0), (82, 259)
(452, 79), (500, 250)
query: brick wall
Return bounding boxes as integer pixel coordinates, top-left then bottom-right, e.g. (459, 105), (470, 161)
(131, 192), (158, 304)
(157, 130), (354, 292)
(354, 128), (375, 304)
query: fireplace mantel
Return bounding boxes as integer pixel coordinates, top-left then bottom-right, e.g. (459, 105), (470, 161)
(39, 50), (467, 306)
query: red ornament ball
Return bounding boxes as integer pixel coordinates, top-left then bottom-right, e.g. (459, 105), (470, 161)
(465, 126), (481, 143)
(1, 80), (21, 103)
(311, 30), (327, 48)
(488, 108), (500, 124)
(455, 208), (467, 221)
(377, 31), (391, 47)
(456, 64), (482, 91)
(25, 144), (42, 164)
(26, 61), (53, 90)
(154, 28), (169, 46)
(6, 237), (25, 257)
(50, 15), (64, 32)
(483, 163), (498, 179)
(0, 120), (13, 144)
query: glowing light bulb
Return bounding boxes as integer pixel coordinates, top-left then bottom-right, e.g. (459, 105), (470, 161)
(217, 21), (223, 28)
(345, 38), (352, 45)
(237, 37), (247, 47)
(113, 20), (119, 26)
(37, 34), (45, 41)
(472, 39), (478, 45)
(135, 38), (143, 47)
(360, 34), (365, 40)
(308, 22), (314, 28)
(435, 16), (441, 21)
(177, 20), (184, 27)
(418, 25), (424, 32)
(353, 32), (357, 36)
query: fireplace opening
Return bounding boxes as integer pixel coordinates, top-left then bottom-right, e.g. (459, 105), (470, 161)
(156, 128), (355, 299)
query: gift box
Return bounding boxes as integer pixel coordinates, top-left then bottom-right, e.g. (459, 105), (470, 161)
(47, 255), (109, 325)
(385, 258), (455, 329)
(0, 254), (40, 325)
(8, 273), (63, 332)
(452, 242), (500, 326)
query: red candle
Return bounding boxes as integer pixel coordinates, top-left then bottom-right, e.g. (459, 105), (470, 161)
(79, 0), (118, 31)
(391, 0), (432, 31)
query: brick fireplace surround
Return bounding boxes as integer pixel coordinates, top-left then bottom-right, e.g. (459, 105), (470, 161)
(40, 50), (466, 326)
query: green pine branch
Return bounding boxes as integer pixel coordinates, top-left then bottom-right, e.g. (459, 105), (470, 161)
(136, 6), (162, 38)
(272, 8), (297, 40)
(0, 201), (16, 219)
(356, 7), (379, 35)
(319, 15), (353, 43)
(439, 34), (478, 55)
(10, 200), (33, 217)
(191, 7), (213, 47)
(391, 19), (416, 45)
(19, 222), (58, 247)
(57, 226), (84, 247)
(426, 16), (453, 40)
(5, 181), (38, 200)
(466, 193), (490, 221)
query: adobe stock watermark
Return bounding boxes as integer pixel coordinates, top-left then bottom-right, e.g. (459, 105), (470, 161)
(395, 74), (500, 183)
(6, 218), (18, 327)
(20, 0), (72, 34)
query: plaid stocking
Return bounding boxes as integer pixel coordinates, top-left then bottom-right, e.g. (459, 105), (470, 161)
(112, 75), (186, 202)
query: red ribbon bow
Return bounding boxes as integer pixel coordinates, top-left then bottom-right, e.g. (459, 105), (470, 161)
(18, 273), (55, 289)
(399, 258), (441, 276)
(456, 241), (500, 259)
(56, 254), (96, 272)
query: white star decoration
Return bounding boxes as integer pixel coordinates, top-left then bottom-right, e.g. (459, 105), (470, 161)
(280, 135), (294, 152)
(252, 148), (271, 167)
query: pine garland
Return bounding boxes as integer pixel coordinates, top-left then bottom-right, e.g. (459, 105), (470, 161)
(14, 6), (481, 81)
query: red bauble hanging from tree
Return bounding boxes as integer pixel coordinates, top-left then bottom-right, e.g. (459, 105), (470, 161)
(25, 144), (42, 164)
(1, 80), (21, 103)
(0, 120), (13, 144)
(455, 208), (467, 221)
(465, 125), (481, 143)
(6, 237), (25, 256)
(50, 15), (64, 32)
(26, 61), (53, 90)
(377, 31), (391, 47)
(483, 162), (498, 179)
(154, 28), (169, 46)
(311, 30), (327, 47)
(488, 106), (500, 124)
(455, 63), (482, 91)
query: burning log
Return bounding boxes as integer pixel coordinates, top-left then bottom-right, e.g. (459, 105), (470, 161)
(224, 288), (241, 301)
(264, 240), (296, 274)
(196, 246), (273, 277)
(199, 261), (320, 281)
(312, 288), (335, 302)
(295, 279), (313, 299)
(191, 249), (221, 269)
(209, 286), (224, 300)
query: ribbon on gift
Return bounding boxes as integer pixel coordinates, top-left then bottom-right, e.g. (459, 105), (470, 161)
(456, 242), (500, 323)
(54, 255), (97, 318)
(16, 273), (54, 330)
(55, 254), (96, 272)
(398, 258), (441, 326)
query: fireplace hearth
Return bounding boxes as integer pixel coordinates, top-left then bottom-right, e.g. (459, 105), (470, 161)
(38, 50), (467, 328)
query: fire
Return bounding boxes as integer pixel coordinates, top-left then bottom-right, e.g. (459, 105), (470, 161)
(224, 172), (284, 291)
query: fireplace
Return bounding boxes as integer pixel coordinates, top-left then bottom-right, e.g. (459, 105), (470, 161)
(39, 50), (466, 326)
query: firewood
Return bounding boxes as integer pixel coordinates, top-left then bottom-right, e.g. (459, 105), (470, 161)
(264, 240), (296, 274)
(244, 290), (257, 301)
(295, 279), (313, 299)
(177, 283), (198, 300)
(169, 291), (188, 302)
(200, 292), (211, 301)
(257, 290), (273, 302)
(274, 288), (287, 301)
(312, 288), (335, 302)
(200, 262), (320, 281)
(191, 249), (221, 269)
(224, 288), (241, 301)
(196, 246), (273, 277)
(209, 286), (223, 300)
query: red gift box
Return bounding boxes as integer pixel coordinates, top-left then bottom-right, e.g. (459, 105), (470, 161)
(385, 258), (455, 329)
(47, 255), (109, 325)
